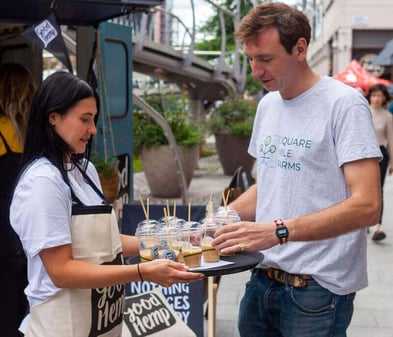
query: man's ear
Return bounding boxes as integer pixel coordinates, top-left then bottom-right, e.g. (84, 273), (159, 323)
(293, 37), (307, 60)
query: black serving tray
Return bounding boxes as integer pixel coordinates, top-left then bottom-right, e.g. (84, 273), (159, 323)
(126, 251), (263, 277)
(189, 251), (263, 276)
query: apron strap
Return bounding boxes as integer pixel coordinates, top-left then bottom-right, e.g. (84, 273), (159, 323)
(74, 162), (109, 205)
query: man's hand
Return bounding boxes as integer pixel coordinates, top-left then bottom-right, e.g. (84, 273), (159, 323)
(212, 221), (277, 255)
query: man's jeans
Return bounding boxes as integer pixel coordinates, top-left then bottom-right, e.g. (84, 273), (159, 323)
(238, 270), (355, 337)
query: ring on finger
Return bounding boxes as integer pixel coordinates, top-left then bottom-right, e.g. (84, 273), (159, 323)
(238, 243), (246, 252)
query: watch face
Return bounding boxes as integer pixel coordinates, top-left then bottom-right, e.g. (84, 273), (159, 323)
(276, 227), (288, 238)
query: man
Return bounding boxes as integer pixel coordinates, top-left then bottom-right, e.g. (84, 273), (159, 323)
(212, 3), (381, 337)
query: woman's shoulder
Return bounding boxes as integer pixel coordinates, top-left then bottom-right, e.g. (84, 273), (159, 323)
(383, 108), (393, 123)
(14, 158), (70, 206)
(26, 157), (58, 173)
(21, 158), (65, 186)
(383, 108), (392, 117)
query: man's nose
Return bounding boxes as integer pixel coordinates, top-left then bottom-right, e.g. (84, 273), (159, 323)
(251, 61), (265, 78)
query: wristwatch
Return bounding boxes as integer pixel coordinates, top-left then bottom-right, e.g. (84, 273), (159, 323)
(274, 219), (289, 244)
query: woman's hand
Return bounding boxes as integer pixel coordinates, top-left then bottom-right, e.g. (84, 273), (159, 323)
(40, 244), (204, 289)
(141, 259), (204, 287)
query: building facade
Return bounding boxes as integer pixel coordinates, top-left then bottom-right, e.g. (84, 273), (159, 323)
(306, 0), (393, 80)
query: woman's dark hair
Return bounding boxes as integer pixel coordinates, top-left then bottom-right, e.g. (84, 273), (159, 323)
(22, 71), (100, 184)
(365, 84), (390, 108)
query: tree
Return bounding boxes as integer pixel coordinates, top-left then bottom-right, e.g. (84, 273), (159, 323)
(195, 0), (254, 62)
(196, 0), (264, 95)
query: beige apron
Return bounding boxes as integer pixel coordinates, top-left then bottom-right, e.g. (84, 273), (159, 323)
(25, 203), (125, 337)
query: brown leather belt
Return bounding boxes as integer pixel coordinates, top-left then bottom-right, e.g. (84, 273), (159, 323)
(254, 268), (312, 288)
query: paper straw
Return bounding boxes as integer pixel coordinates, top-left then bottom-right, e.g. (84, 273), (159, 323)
(188, 202), (191, 243)
(139, 195), (148, 220)
(226, 189), (230, 206)
(163, 207), (172, 245)
(146, 197), (150, 226)
(166, 200), (170, 219)
(222, 190), (229, 210)
(163, 207), (170, 228)
(207, 192), (213, 218)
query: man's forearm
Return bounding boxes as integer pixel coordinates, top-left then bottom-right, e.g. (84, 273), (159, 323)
(229, 184), (257, 221)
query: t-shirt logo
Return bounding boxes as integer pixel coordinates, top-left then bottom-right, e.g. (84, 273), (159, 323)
(258, 135), (312, 172)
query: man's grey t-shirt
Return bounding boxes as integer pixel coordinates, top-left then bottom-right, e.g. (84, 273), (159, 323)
(249, 76), (381, 295)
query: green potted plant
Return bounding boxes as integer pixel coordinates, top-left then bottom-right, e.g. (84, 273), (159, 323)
(206, 96), (257, 175)
(91, 156), (120, 203)
(133, 90), (204, 198)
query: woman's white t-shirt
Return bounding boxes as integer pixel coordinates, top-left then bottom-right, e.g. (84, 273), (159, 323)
(10, 157), (104, 308)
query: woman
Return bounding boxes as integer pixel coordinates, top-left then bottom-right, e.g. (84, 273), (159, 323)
(0, 62), (37, 337)
(366, 84), (393, 241)
(10, 71), (203, 337)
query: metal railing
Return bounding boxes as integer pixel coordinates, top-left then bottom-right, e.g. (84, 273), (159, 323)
(112, 1), (248, 203)
(112, 0), (247, 93)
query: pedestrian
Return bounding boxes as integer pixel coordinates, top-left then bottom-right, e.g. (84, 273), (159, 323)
(212, 3), (382, 337)
(387, 100), (393, 114)
(10, 71), (203, 337)
(366, 83), (393, 241)
(0, 62), (37, 337)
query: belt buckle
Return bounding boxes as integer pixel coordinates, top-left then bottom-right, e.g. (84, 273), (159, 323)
(289, 274), (307, 288)
(273, 269), (286, 284)
(267, 268), (308, 288)
(266, 268), (286, 284)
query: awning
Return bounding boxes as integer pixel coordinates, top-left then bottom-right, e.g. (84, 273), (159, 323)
(0, 0), (164, 26)
(372, 39), (393, 66)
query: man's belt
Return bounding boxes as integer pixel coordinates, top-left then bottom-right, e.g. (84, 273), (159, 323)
(255, 268), (312, 288)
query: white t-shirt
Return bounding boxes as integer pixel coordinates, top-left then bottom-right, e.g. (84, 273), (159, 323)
(10, 157), (104, 308)
(249, 76), (382, 295)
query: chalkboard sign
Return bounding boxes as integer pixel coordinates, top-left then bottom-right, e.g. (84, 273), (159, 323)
(125, 280), (204, 337)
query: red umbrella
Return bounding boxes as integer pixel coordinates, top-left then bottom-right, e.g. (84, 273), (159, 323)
(333, 59), (391, 93)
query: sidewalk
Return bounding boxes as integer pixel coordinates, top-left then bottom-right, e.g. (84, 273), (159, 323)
(348, 173), (393, 337)
(133, 154), (393, 337)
